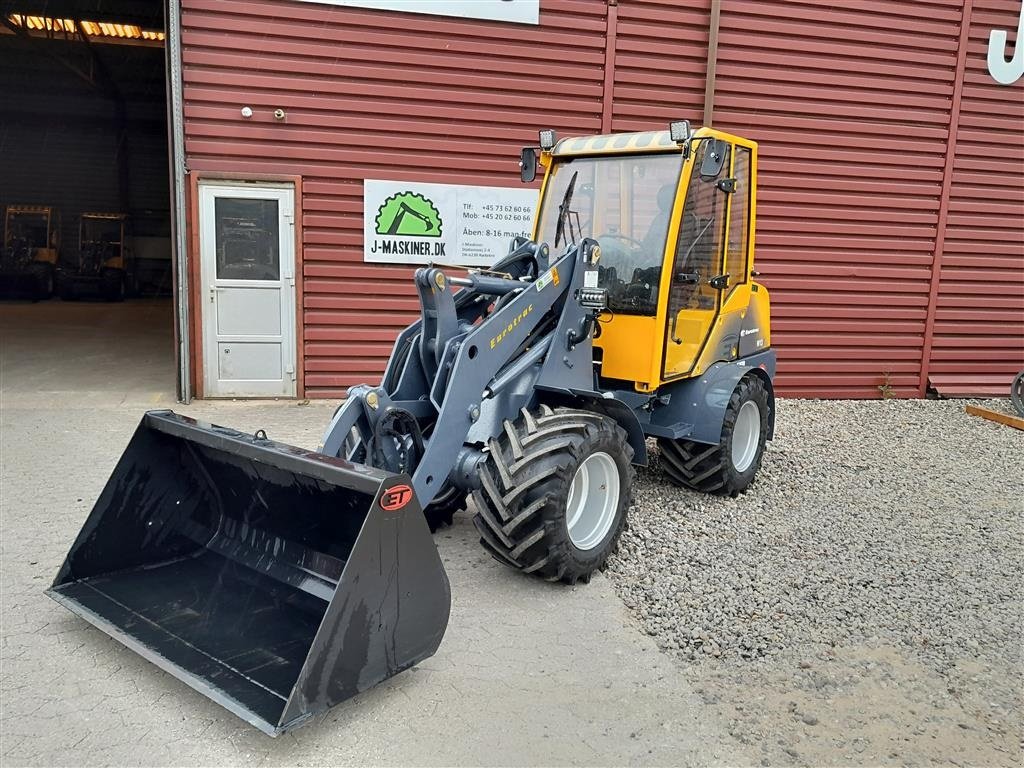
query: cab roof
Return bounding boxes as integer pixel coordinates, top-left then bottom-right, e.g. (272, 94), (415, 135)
(551, 130), (679, 157)
(6, 205), (55, 214)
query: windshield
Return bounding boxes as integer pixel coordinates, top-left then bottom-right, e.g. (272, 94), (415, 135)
(5, 212), (49, 248)
(535, 152), (682, 315)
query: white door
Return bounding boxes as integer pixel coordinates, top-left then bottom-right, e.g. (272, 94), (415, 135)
(199, 183), (296, 397)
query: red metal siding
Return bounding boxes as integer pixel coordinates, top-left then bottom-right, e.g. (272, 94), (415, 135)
(180, 0), (1022, 400)
(181, 0), (609, 397)
(610, 0), (711, 132)
(926, 0), (1024, 395)
(709, 0), (966, 397)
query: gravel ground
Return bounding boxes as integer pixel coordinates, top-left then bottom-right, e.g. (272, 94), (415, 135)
(606, 398), (1023, 766)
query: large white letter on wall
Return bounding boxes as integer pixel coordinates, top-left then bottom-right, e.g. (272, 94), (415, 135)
(294, 0), (539, 25)
(987, 1), (1024, 85)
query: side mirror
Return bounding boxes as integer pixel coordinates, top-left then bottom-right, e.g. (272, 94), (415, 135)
(700, 139), (728, 180)
(519, 147), (538, 183)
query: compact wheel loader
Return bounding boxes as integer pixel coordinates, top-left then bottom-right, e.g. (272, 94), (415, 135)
(48, 122), (775, 735)
(0, 205), (60, 300)
(57, 213), (128, 301)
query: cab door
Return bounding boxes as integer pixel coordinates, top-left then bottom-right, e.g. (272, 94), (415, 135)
(661, 139), (731, 379)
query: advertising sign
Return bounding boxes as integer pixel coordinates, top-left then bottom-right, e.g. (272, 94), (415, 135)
(295, 0), (539, 25)
(364, 179), (537, 266)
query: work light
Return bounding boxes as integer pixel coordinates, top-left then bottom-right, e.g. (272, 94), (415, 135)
(669, 120), (692, 144)
(538, 129), (557, 151)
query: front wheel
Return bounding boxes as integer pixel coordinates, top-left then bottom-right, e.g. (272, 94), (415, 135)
(659, 374), (770, 497)
(30, 263), (53, 301)
(472, 405), (634, 585)
(423, 484), (466, 532)
(341, 426), (463, 533)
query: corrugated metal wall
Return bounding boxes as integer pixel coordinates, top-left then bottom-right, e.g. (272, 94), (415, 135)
(179, 0), (1022, 399)
(924, 0), (1024, 395)
(710, 0), (966, 398)
(610, 0), (710, 131)
(181, 0), (609, 397)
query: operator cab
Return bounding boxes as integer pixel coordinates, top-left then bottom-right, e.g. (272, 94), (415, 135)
(529, 126), (765, 393)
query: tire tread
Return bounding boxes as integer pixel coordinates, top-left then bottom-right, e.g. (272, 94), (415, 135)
(472, 405), (634, 584)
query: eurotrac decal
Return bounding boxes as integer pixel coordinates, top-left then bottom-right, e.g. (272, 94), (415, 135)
(294, 1), (539, 25)
(364, 180), (537, 266)
(490, 304), (534, 349)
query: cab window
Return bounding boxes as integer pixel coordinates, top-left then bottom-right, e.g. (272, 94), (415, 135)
(725, 146), (752, 290)
(666, 141), (730, 315)
(533, 152), (682, 316)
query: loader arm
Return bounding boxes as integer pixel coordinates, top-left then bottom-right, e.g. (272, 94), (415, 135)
(320, 238), (621, 507)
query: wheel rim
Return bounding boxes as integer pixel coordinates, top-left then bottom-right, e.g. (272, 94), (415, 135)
(731, 400), (761, 473)
(565, 451), (620, 551)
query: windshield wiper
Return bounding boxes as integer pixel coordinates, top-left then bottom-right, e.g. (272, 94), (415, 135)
(554, 171), (579, 249)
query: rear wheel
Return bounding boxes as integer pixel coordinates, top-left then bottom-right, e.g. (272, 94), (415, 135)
(101, 268), (125, 302)
(472, 405), (634, 585)
(659, 374), (769, 497)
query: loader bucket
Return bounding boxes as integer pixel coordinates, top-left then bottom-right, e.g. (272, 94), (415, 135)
(47, 411), (450, 736)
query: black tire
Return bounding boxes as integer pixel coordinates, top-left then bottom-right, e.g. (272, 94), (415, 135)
(658, 374), (769, 497)
(472, 405), (634, 585)
(1011, 370), (1024, 418)
(343, 425), (462, 533)
(424, 484), (466, 532)
(57, 275), (75, 301)
(30, 263), (53, 301)
(101, 268), (125, 302)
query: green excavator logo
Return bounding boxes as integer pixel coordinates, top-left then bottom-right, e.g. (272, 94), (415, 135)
(374, 192), (443, 237)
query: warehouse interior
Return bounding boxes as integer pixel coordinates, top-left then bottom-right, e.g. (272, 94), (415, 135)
(0, 0), (175, 398)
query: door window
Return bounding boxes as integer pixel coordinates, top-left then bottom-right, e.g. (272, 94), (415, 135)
(661, 140), (731, 379)
(215, 198), (280, 281)
(667, 141), (730, 316)
(725, 147), (752, 290)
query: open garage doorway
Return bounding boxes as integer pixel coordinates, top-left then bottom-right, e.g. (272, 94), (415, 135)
(0, 1), (177, 403)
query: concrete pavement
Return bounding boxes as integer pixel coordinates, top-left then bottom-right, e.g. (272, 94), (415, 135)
(0, 329), (743, 766)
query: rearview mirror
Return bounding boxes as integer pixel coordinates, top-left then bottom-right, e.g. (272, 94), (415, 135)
(519, 147), (538, 183)
(700, 139), (728, 180)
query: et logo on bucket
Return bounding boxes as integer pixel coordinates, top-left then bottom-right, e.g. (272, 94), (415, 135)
(380, 484), (414, 511)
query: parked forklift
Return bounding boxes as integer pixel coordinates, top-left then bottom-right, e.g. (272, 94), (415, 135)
(57, 213), (128, 301)
(0, 205), (60, 300)
(48, 122), (775, 735)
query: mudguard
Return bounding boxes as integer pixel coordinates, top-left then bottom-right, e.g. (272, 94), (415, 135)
(644, 350), (776, 446)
